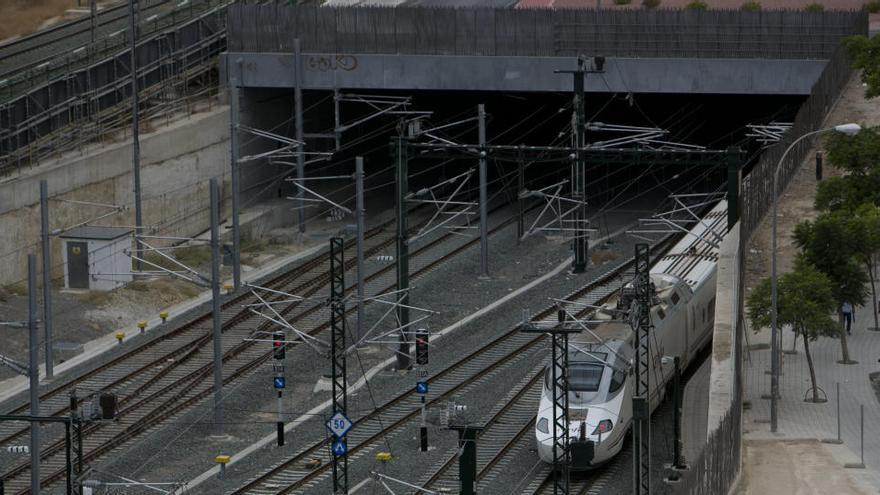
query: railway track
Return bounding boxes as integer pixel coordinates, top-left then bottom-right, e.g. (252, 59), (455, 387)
(0, 201), (524, 494)
(229, 234), (673, 495)
(0, 0), (177, 76)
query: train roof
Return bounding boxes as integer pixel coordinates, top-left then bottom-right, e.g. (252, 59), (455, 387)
(650, 200), (727, 289)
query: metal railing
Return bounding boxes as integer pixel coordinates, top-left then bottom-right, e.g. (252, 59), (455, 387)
(0, 0), (227, 103)
(0, 9), (227, 175)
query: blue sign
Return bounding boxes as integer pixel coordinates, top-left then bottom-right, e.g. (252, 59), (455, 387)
(332, 439), (347, 457)
(416, 381), (429, 394)
(325, 411), (353, 437)
(273, 376), (286, 389)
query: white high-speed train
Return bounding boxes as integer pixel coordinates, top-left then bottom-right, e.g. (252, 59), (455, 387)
(535, 200), (727, 468)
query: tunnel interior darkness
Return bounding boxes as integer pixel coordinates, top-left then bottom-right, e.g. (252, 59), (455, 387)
(236, 87), (803, 225)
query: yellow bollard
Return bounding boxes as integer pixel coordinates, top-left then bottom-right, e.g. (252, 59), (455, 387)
(159, 310), (169, 323)
(137, 320), (147, 333)
(223, 282), (234, 295)
(115, 331), (125, 344)
(215, 454), (231, 479)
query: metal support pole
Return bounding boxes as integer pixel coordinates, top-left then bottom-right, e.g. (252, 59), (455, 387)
(333, 88), (341, 151)
(74, 419), (82, 477)
(64, 421), (72, 495)
(395, 137), (411, 370)
(457, 427), (479, 495)
(69, 391), (79, 495)
(845, 404), (866, 469)
(355, 157), (365, 344)
(552, 313), (570, 495)
(39, 180), (54, 379)
(276, 390), (284, 447)
(522, 312), (578, 495)
(823, 382), (843, 444)
(128, 0), (144, 271)
(89, 0), (96, 45)
(517, 148), (524, 242)
(632, 244), (651, 495)
(726, 147), (741, 229)
(672, 356), (685, 470)
(329, 237), (348, 494)
(229, 59), (242, 291)
(294, 39), (306, 233)
(770, 171), (780, 433)
(478, 104), (489, 278)
(420, 396), (428, 452)
(28, 254), (40, 495)
(860, 404), (864, 467)
(571, 60), (587, 274)
(209, 178), (223, 431)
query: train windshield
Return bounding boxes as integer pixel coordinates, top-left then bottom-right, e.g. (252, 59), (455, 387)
(569, 352), (606, 392)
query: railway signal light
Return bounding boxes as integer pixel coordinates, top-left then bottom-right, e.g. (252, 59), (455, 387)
(415, 329), (429, 365)
(273, 331), (285, 360)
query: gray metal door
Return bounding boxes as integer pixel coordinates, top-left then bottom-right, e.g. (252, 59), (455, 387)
(67, 241), (89, 289)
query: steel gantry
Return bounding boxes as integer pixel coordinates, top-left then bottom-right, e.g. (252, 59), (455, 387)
(400, 140), (745, 264)
(329, 237), (348, 494)
(630, 243), (653, 495)
(522, 310), (582, 495)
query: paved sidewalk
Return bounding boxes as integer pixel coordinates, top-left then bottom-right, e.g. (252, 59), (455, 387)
(743, 313), (880, 492)
(737, 72), (880, 494)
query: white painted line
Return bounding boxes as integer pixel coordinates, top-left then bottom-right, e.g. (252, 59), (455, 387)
(181, 227), (628, 491)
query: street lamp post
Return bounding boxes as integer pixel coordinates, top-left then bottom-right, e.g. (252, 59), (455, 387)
(769, 123), (860, 432)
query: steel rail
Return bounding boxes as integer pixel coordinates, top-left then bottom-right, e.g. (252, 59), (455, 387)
(1, 202), (516, 494)
(230, 234), (674, 495)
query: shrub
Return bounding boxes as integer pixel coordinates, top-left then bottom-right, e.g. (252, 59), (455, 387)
(740, 0), (761, 10)
(686, 0), (708, 9)
(805, 2), (825, 11)
(613, 0), (633, 5)
(642, 0), (661, 8)
(866, 0), (880, 13)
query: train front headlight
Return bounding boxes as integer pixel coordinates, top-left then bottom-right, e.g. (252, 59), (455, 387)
(592, 419), (613, 435)
(537, 417), (549, 434)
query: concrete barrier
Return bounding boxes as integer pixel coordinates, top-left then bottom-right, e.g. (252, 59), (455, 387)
(0, 107), (230, 284)
(707, 223), (741, 437)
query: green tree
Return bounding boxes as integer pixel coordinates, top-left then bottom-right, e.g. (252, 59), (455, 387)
(794, 212), (868, 364)
(814, 176), (878, 212)
(747, 259), (838, 402)
(818, 127), (880, 211)
(843, 35), (880, 99)
(825, 126), (880, 178)
(848, 204), (880, 331)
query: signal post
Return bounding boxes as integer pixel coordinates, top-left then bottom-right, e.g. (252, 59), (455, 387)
(415, 328), (430, 452)
(273, 331), (286, 446)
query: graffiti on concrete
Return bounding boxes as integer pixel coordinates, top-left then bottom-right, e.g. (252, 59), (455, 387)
(306, 54), (358, 72)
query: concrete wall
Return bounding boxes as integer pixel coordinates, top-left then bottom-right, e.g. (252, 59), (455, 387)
(229, 53), (826, 96)
(707, 222), (741, 436)
(0, 108), (232, 285)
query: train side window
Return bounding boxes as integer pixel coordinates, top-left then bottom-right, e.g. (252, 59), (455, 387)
(670, 292), (680, 305)
(609, 368), (626, 394)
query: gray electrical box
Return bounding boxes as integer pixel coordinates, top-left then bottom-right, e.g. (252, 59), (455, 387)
(60, 226), (132, 291)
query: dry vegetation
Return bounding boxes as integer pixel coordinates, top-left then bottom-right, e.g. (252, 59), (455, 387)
(0, 0), (77, 42)
(591, 248), (621, 265)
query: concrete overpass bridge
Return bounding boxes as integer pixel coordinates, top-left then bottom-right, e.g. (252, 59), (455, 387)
(225, 4), (867, 95)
